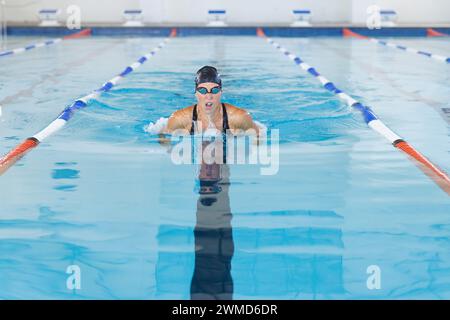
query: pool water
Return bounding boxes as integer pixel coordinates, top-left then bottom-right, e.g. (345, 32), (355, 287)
(1, 35), (450, 299)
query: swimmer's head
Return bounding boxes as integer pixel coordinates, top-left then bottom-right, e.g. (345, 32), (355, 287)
(195, 66), (222, 115)
(195, 66), (222, 87)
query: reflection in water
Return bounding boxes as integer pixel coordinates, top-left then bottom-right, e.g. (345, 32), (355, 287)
(51, 162), (79, 192)
(191, 140), (234, 300)
(156, 137), (345, 298)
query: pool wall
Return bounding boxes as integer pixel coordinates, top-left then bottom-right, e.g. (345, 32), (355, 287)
(4, 0), (450, 26)
(6, 26), (450, 37)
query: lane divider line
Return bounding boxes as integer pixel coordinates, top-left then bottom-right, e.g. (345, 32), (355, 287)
(257, 27), (450, 196)
(314, 39), (450, 125)
(343, 28), (450, 64)
(0, 28), (177, 175)
(0, 40), (123, 107)
(0, 28), (91, 59)
(427, 28), (449, 37)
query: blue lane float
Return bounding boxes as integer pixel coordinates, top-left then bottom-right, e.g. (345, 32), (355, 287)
(343, 28), (450, 64)
(0, 29), (177, 175)
(0, 38), (62, 57)
(256, 28), (450, 196)
(0, 28), (91, 59)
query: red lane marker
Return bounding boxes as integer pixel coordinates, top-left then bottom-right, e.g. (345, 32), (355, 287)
(63, 28), (92, 40)
(257, 27), (266, 38)
(343, 28), (369, 39)
(258, 27), (450, 196)
(427, 28), (448, 37)
(0, 138), (39, 176)
(395, 141), (450, 196)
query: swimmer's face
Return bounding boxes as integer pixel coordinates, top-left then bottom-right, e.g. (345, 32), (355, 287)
(195, 82), (222, 115)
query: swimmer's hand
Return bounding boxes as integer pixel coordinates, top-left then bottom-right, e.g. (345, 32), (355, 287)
(157, 133), (172, 145)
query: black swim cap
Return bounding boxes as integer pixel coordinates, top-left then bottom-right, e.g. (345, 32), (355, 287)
(195, 66), (222, 87)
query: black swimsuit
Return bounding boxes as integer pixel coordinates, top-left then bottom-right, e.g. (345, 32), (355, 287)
(190, 103), (230, 163)
(190, 103), (230, 134)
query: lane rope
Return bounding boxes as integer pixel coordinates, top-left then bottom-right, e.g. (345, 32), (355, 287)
(257, 28), (450, 196)
(0, 28), (91, 58)
(427, 28), (449, 37)
(343, 28), (450, 64)
(0, 28), (177, 175)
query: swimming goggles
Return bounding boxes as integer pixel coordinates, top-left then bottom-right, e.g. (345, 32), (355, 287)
(196, 86), (221, 95)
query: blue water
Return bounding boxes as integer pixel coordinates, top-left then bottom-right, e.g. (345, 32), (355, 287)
(1, 36), (450, 299)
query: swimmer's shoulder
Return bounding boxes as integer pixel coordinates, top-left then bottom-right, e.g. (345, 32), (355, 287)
(166, 105), (195, 132)
(223, 103), (258, 132)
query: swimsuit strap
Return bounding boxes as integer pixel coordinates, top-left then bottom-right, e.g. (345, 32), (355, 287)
(221, 103), (229, 164)
(190, 104), (198, 135)
(191, 103), (229, 135)
(190, 103), (228, 163)
(222, 103), (230, 133)
(190, 104), (197, 163)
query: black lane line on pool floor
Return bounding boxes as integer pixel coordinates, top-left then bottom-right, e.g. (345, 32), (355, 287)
(314, 39), (450, 125)
(0, 40), (123, 107)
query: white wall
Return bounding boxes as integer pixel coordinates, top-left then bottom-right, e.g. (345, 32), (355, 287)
(161, 0), (351, 25)
(3, 0), (450, 26)
(4, 0), (140, 24)
(351, 0), (450, 25)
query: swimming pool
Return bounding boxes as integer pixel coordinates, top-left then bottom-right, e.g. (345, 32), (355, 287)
(1, 33), (450, 299)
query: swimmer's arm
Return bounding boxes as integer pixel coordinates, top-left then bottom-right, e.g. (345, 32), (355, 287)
(157, 119), (172, 144)
(232, 112), (260, 136)
(229, 111), (261, 145)
(158, 109), (191, 144)
(166, 111), (192, 133)
(157, 133), (171, 145)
